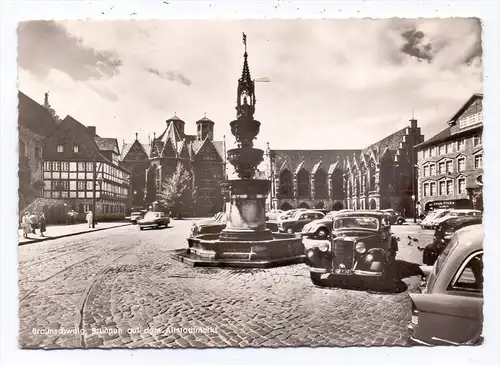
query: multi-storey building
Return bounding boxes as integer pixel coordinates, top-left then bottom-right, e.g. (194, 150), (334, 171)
(415, 93), (483, 212)
(120, 115), (225, 216)
(18, 92), (57, 211)
(265, 118), (424, 216)
(42, 115), (131, 219)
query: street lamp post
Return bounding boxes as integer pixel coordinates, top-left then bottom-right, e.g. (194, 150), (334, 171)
(91, 154), (103, 229)
(411, 194), (416, 223)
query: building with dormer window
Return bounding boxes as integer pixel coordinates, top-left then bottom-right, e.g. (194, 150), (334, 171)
(415, 93), (483, 211)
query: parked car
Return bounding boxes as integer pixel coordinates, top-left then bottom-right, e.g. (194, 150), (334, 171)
(277, 210), (325, 234)
(265, 209), (283, 221)
(420, 209), (451, 229)
(421, 216), (482, 265)
(304, 210), (399, 289)
(313, 209), (329, 215)
(380, 209), (406, 225)
(189, 212), (228, 237)
(138, 211), (170, 230)
(129, 211), (145, 225)
(301, 213), (336, 239)
(409, 224), (483, 346)
(429, 209), (481, 229)
(277, 208), (307, 221)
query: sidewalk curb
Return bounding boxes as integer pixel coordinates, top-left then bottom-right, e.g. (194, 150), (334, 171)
(18, 222), (132, 246)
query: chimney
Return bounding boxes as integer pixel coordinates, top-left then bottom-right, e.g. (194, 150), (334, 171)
(87, 126), (96, 136)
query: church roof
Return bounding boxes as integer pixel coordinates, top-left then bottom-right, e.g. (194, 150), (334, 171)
(273, 149), (359, 173)
(361, 127), (407, 160)
(196, 116), (214, 124)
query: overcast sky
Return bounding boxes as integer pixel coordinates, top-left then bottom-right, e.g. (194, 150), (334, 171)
(18, 19), (482, 151)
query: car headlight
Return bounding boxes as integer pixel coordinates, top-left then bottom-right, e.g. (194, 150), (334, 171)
(318, 242), (329, 252)
(355, 242), (366, 253)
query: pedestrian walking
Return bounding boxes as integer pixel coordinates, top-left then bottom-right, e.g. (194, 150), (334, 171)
(21, 212), (31, 238)
(29, 212), (39, 234)
(39, 212), (47, 237)
(86, 210), (94, 228)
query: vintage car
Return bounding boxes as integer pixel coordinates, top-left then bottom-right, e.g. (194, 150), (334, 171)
(300, 212), (336, 239)
(277, 208), (307, 221)
(265, 209), (283, 221)
(380, 209), (406, 225)
(409, 224), (483, 346)
(305, 211), (399, 289)
(189, 212), (228, 237)
(277, 210), (325, 234)
(422, 216), (482, 266)
(129, 211), (145, 224)
(138, 211), (170, 230)
(420, 209), (452, 229)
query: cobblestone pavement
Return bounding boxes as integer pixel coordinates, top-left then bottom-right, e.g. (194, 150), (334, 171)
(18, 220), (433, 349)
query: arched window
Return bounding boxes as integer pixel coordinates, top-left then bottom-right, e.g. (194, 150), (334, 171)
(297, 169), (310, 197)
(330, 169), (344, 197)
(279, 169), (293, 197)
(379, 153), (394, 194)
(314, 168), (328, 198)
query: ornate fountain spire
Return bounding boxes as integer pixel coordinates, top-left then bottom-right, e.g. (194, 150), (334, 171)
(236, 32), (256, 119)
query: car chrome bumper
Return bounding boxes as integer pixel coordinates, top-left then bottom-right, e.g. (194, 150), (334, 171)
(310, 267), (328, 274)
(309, 267), (382, 276)
(408, 336), (432, 347)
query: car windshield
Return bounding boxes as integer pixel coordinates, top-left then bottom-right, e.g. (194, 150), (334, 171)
(131, 212), (142, 216)
(333, 217), (379, 230)
(434, 211), (452, 219)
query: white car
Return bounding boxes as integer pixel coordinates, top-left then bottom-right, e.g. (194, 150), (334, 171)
(421, 209), (451, 229)
(265, 209), (283, 221)
(431, 209), (482, 229)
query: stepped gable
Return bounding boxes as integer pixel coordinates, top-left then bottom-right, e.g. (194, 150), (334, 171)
(415, 127), (452, 149)
(18, 91), (58, 137)
(361, 127), (407, 160)
(273, 149), (361, 173)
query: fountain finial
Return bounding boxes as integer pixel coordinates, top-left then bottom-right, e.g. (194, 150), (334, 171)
(236, 33), (256, 119)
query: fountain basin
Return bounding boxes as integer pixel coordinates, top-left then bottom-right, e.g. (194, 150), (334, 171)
(171, 232), (305, 268)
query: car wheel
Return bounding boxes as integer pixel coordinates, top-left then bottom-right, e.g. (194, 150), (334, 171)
(310, 272), (323, 286)
(287, 228), (294, 234)
(316, 228), (329, 239)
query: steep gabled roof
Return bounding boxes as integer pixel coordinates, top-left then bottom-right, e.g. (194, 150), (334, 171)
(311, 161), (324, 175)
(328, 161), (341, 174)
(161, 138), (177, 158)
(272, 149), (359, 175)
(18, 91), (58, 137)
(361, 127), (407, 157)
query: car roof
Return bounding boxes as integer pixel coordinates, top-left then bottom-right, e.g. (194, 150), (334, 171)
(454, 224), (483, 252)
(335, 210), (385, 217)
(297, 209), (324, 214)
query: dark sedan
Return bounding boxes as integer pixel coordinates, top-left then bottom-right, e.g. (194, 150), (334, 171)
(138, 211), (170, 230)
(421, 215), (482, 265)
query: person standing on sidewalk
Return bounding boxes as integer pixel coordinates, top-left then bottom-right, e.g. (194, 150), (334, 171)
(86, 210), (93, 228)
(38, 212), (47, 237)
(21, 212), (31, 238)
(29, 212), (39, 234)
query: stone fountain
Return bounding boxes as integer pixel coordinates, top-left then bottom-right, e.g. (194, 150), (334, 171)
(173, 36), (304, 268)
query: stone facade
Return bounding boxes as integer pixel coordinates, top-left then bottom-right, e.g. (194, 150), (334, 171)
(120, 115), (225, 217)
(265, 119), (424, 216)
(415, 94), (483, 212)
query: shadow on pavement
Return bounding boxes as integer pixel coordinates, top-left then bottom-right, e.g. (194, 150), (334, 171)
(317, 260), (424, 295)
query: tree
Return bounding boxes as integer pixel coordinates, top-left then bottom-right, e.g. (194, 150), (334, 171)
(158, 163), (193, 218)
